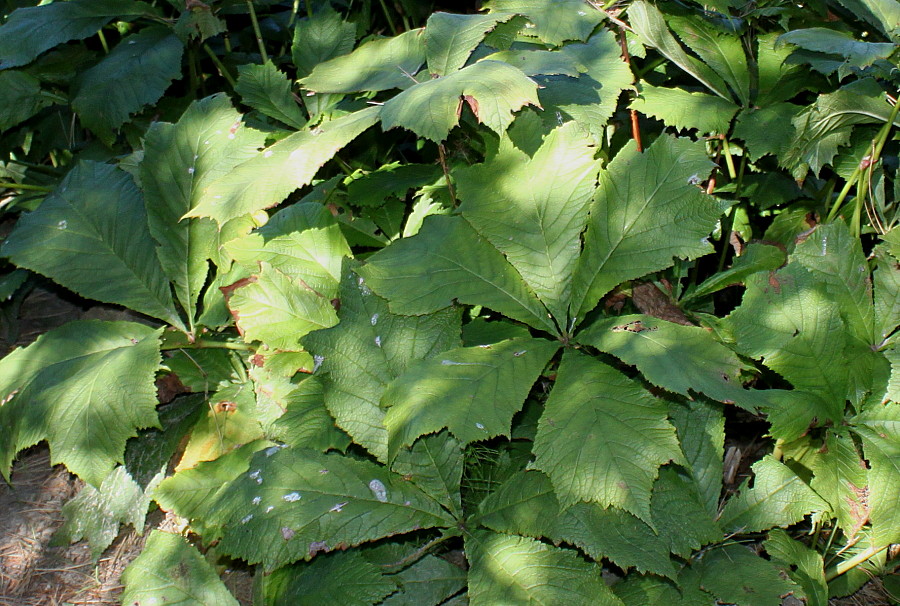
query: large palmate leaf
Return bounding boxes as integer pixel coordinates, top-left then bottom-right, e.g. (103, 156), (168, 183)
(630, 84), (738, 134)
(380, 60), (540, 142)
(0, 70), (54, 131)
(121, 530), (240, 606)
(359, 215), (556, 333)
(235, 61), (307, 129)
(570, 135), (727, 321)
(424, 12), (510, 76)
(302, 265), (461, 461)
(226, 263), (339, 350)
(579, 314), (760, 409)
(141, 94), (267, 327)
(0, 0), (157, 69)
(533, 351), (681, 522)
(467, 530), (623, 606)
(0, 321), (161, 487)
(719, 456), (828, 534)
(383, 337), (558, 459)
(300, 28), (425, 93)
(72, 27), (184, 141)
(853, 403), (900, 547)
(627, 1), (731, 100)
(1, 161), (183, 328)
(478, 470), (678, 578)
(208, 447), (454, 571)
(456, 122), (599, 323)
(264, 551), (397, 606)
(187, 106), (381, 224)
(729, 262), (852, 420)
(485, 0), (605, 46)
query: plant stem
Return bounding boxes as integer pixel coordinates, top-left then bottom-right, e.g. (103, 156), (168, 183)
(824, 544), (888, 582)
(438, 144), (458, 206)
(0, 182), (53, 192)
(202, 43), (238, 88)
(246, 0), (269, 63)
(380, 532), (457, 572)
(160, 338), (255, 352)
(722, 138), (737, 180)
(97, 28), (110, 54)
(377, 0), (400, 35)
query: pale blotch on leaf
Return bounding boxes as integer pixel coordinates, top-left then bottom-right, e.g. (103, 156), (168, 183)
(282, 492), (302, 502)
(369, 479), (388, 502)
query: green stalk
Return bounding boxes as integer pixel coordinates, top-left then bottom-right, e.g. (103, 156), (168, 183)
(717, 154), (747, 273)
(377, 0), (400, 35)
(202, 43), (238, 88)
(824, 544), (888, 582)
(160, 338), (255, 352)
(246, 0), (269, 63)
(722, 138), (737, 180)
(97, 28), (110, 54)
(0, 182), (53, 192)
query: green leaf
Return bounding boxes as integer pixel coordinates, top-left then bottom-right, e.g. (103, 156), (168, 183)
(578, 314), (760, 409)
(457, 122), (599, 322)
(269, 377), (351, 453)
(187, 106), (381, 224)
(72, 27), (183, 141)
(668, 15), (751, 105)
(292, 5), (356, 78)
(358, 215), (556, 333)
(779, 28), (896, 69)
(235, 61), (307, 129)
(755, 33), (809, 107)
(0, 70), (54, 131)
(627, 1), (731, 100)
(831, 0), (900, 39)
(484, 48), (582, 77)
(0, 0), (157, 69)
(424, 12), (510, 76)
(733, 103), (803, 162)
(383, 337), (558, 459)
(719, 456), (828, 534)
(874, 245), (900, 342)
(381, 554), (466, 606)
(121, 530), (240, 606)
(765, 529), (828, 606)
(809, 433), (869, 539)
(533, 351), (681, 521)
(300, 29), (425, 93)
(380, 60), (540, 142)
(630, 84), (738, 134)
(694, 543), (798, 606)
(226, 263), (339, 350)
(154, 441), (261, 538)
(684, 243), (787, 303)
(477, 470), (678, 578)
(347, 163), (443, 208)
(265, 550), (398, 606)
(466, 530), (624, 606)
(141, 94), (267, 327)
(615, 569), (712, 606)
(669, 399), (725, 518)
(0, 320), (161, 487)
(853, 402), (900, 547)
(485, 0), (605, 46)
(650, 466), (722, 556)
(1, 161), (183, 328)
(209, 447), (454, 571)
(570, 135), (726, 320)
(303, 264), (461, 462)
(226, 202), (350, 300)
(391, 431), (464, 517)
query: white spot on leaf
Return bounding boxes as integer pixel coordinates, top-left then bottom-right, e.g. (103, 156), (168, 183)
(475, 422), (485, 430)
(241, 514), (253, 524)
(252, 496), (261, 505)
(370, 313), (379, 326)
(313, 354), (325, 372)
(264, 150), (273, 158)
(374, 335), (382, 347)
(330, 502), (347, 512)
(369, 479), (388, 502)
(57, 220), (67, 230)
(283, 492), (302, 502)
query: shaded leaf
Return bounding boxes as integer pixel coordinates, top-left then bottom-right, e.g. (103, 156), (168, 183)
(669, 399), (725, 518)
(466, 530), (623, 606)
(684, 243), (787, 303)
(0, 70), (53, 131)
(809, 433), (869, 539)
(235, 61), (306, 129)
(719, 456), (828, 534)
(630, 84), (738, 134)
(292, 5), (356, 78)
(0, 321), (161, 487)
(425, 12), (510, 76)
(391, 431), (464, 517)
(780, 28), (896, 69)
(121, 530), (240, 606)
(485, 0), (604, 46)
(765, 529), (828, 606)
(1, 161), (183, 328)
(695, 543), (798, 606)
(265, 550), (397, 606)
(853, 402), (900, 547)
(269, 377), (351, 453)
(347, 163), (443, 208)
(669, 15), (751, 105)
(358, 215), (556, 333)
(533, 351), (681, 521)
(188, 106), (380, 224)
(383, 337), (559, 459)
(381, 554), (466, 606)
(72, 27), (183, 141)
(210, 447), (454, 571)
(381, 60), (540, 143)
(570, 135), (726, 320)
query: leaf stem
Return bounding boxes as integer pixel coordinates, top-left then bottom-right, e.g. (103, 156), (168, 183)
(824, 544), (888, 582)
(438, 144), (458, 206)
(97, 28), (110, 54)
(380, 531), (457, 573)
(0, 182), (53, 192)
(202, 43), (237, 88)
(245, 0), (269, 63)
(377, 0), (400, 35)
(160, 338), (254, 352)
